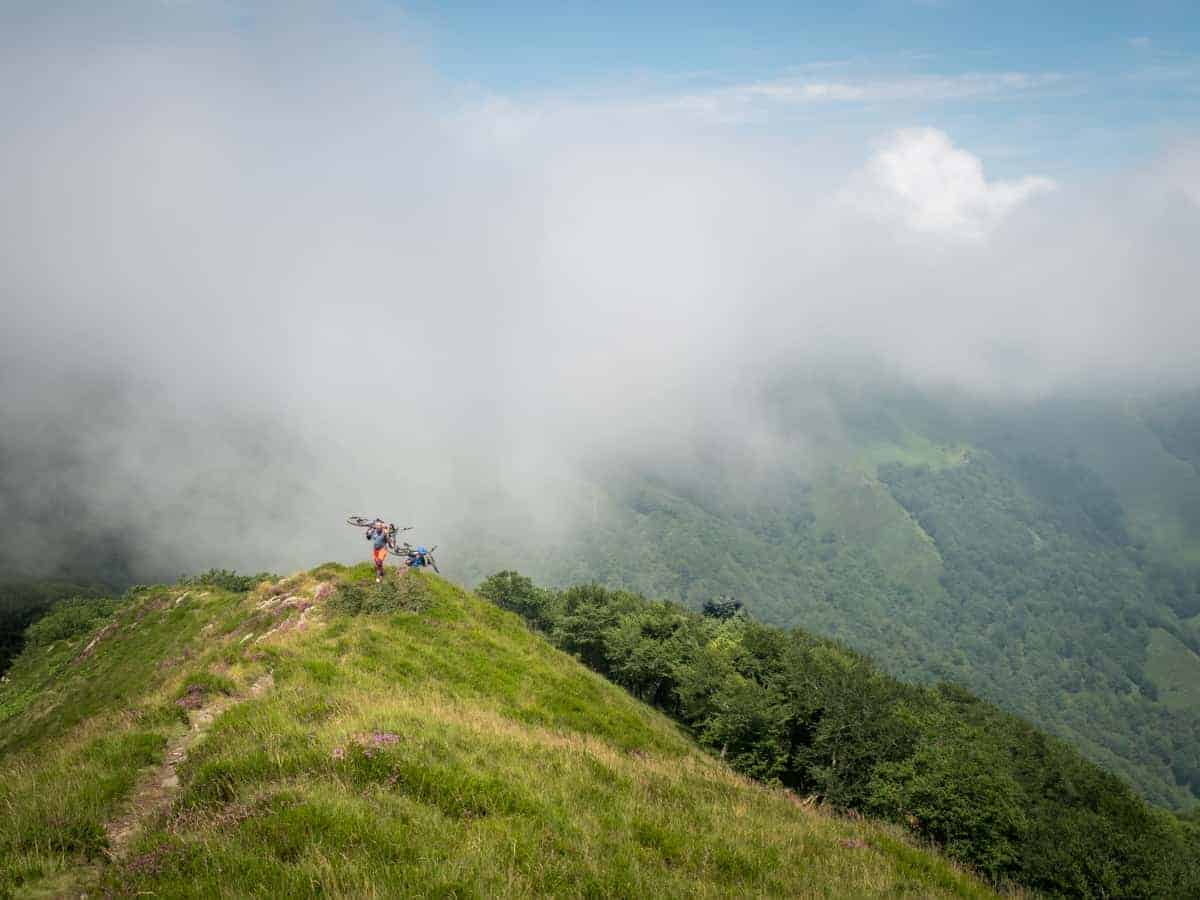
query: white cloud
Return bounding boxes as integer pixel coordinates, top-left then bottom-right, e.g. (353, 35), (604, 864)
(744, 72), (1058, 104)
(459, 95), (545, 148)
(844, 128), (1057, 238)
(463, 71), (1067, 132)
(657, 72), (1064, 124)
(1165, 143), (1200, 207)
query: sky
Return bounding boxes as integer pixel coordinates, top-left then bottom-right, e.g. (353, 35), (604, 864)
(409, 0), (1200, 175)
(8, 1), (1200, 174)
(1, 1), (1199, 578)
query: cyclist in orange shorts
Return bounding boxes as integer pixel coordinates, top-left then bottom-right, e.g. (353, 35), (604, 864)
(366, 519), (391, 582)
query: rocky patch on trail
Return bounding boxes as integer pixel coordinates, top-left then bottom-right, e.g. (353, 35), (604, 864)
(242, 577), (341, 645)
(75, 622), (119, 663)
(156, 648), (194, 672)
(175, 684), (208, 710)
(331, 730), (403, 761)
(254, 593), (313, 615)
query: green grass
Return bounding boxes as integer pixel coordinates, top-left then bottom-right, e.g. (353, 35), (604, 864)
(0, 586), (249, 754)
(0, 720), (166, 891)
(809, 465), (947, 600)
(0, 568), (996, 898)
(841, 430), (966, 599)
(857, 431), (968, 475)
(1034, 404), (1200, 568)
(1145, 628), (1200, 712)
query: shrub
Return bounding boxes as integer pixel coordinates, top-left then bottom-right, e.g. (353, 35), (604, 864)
(329, 576), (429, 615)
(309, 562), (348, 582)
(24, 596), (117, 648)
(177, 570), (277, 593)
(701, 598), (743, 620)
(174, 670), (237, 705)
(477, 570), (559, 630)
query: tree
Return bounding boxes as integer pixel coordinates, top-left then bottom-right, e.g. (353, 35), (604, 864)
(477, 570), (559, 631)
(702, 597), (743, 620)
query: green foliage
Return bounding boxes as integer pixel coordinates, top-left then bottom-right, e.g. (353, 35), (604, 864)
(484, 572), (1200, 897)
(701, 597), (743, 620)
(554, 584), (634, 673)
(879, 453), (1200, 808)
(868, 702), (1026, 875)
(0, 581), (107, 673)
(328, 574), (431, 614)
(309, 561), (349, 581)
(476, 569), (561, 630)
(177, 569), (276, 592)
(1142, 387), (1200, 475)
(23, 595), (117, 648)
(0, 585), (245, 755)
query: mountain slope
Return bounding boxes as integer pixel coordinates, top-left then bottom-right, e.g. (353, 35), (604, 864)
(0, 567), (990, 898)
(0, 580), (108, 676)
(449, 382), (1200, 811)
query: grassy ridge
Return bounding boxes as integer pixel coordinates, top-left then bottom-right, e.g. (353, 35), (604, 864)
(0, 566), (992, 898)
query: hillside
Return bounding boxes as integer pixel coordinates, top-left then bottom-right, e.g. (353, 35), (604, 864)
(0, 566), (991, 898)
(450, 380), (1200, 811)
(0, 581), (107, 675)
(479, 571), (1200, 898)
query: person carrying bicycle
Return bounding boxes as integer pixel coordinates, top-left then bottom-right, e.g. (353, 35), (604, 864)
(405, 546), (431, 571)
(366, 519), (391, 582)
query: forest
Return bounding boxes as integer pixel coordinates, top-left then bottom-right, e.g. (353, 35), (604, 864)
(877, 453), (1200, 805)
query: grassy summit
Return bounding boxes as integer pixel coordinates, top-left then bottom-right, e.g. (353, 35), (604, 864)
(0, 565), (991, 898)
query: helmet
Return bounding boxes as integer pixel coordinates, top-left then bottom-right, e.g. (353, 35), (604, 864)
(418, 546), (427, 554)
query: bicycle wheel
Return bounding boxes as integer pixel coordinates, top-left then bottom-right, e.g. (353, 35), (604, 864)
(347, 516), (375, 528)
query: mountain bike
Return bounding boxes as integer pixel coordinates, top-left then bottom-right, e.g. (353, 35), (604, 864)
(401, 545), (440, 574)
(346, 517), (412, 550)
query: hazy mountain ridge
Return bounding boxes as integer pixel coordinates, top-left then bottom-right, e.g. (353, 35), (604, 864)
(449, 383), (1200, 810)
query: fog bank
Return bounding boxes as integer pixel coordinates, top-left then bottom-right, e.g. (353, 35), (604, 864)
(3, 9), (1199, 578)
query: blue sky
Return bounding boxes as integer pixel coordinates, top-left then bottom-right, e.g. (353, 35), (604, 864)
(392, 0), (1199, 176)
(6, 2), (1196, 176)
(402, 1), (1198, 85)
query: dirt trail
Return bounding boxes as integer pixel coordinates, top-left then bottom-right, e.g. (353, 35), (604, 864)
(104, 671), (274, 860)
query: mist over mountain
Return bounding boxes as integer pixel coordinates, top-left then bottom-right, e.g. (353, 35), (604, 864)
(4, 5), (1200, 582)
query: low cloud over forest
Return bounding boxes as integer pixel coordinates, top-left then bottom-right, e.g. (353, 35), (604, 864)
(3, 4), (1199, 578)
